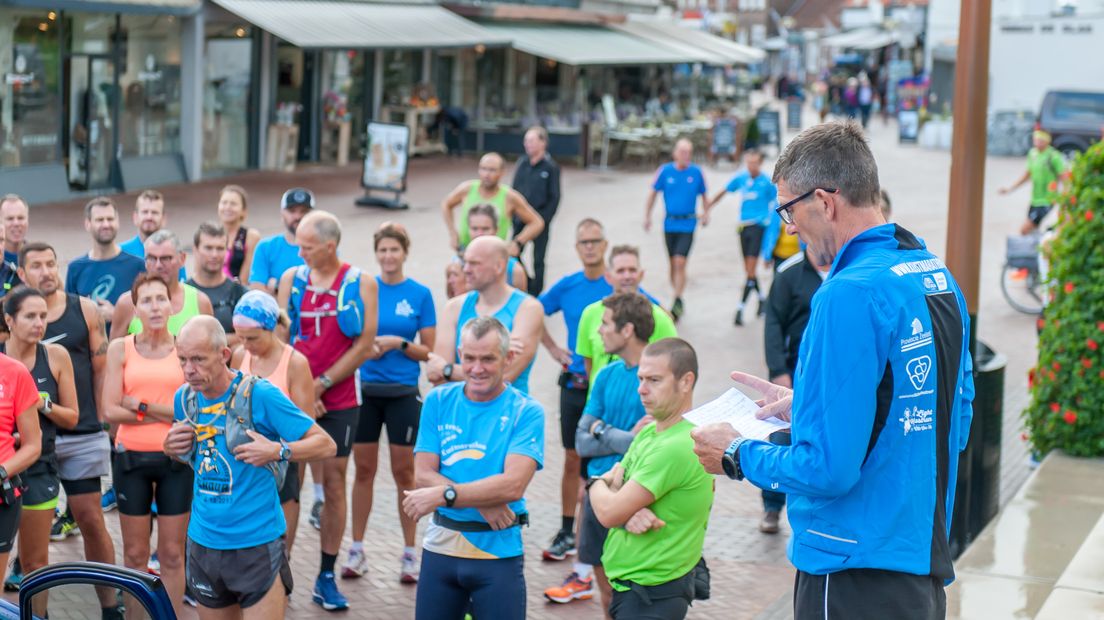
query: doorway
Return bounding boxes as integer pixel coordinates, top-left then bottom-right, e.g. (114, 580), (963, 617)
(65, 54), (117, 190)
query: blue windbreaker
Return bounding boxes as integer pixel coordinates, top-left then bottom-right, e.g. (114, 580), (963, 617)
(740, 224), (974, 580)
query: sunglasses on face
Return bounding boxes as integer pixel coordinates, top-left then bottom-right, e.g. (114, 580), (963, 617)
(776, 187), (839, 225)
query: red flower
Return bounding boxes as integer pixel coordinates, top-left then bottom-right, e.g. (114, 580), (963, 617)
(1028, 367), (1036, 387)
(1049, 370), (1057, 380)
(1087, 210), (1095, 221)
(1070, 194), (1078, 205)
(1053, 361), (1062, 371)
(1098, 322), (1104, 332)
(1083, 358), (1094, 369)
(1050, 402), (1061, 413)
(1048, 181), (1058, 191)
(1037, 317), (1046, 331)
(1088, 339), (1099, 351)
(1063, 410), (1077, 425)
(1020, 432), (1029, 442)
(1064, 281), (1075, 294)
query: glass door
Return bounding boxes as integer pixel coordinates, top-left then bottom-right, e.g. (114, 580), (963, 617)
(65, 54), (116, 189)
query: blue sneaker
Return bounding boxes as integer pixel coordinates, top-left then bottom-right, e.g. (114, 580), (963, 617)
(312, 572), (349, 611)
(102, 487), (117, 512)
(4, 558), (22, 592)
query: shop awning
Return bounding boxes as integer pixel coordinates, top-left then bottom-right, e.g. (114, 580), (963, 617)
(1, 0), (201, 15)
(821, 27), (895, 50)
(762, 36), (788, 51)
(477, 22), (699, 66)
(210, 0), (510, 49)
(616, 20), (766, 65)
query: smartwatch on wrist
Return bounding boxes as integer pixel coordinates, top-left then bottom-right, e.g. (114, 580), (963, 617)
(278, 440), (292, 463)
(319, 374), (335, 390)
(442, 363), (454, 381)
(40, 394), (53, 416)
(0, 466), (8, 481)
(443, 485), (457, 508)
(721, 438), (747, 481)
(591, 422), (607, 439)
(400, 340), (410, 352)
(137, 401), (149, 422)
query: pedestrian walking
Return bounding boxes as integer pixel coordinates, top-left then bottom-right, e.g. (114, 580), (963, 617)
(511, 126), (561, 295)
(440, 153), (544, 255)
(692, 121), (974, 620)
(999, 130), (1069, 235)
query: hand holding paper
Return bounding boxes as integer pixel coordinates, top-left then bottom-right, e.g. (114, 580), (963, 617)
(684, 387), (790, 441)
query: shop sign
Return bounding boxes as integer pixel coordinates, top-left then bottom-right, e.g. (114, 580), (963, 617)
(362, 122), (410, 193)
(138, 53), (162, 81)
(20, 134), (58, 147)
(898, 110), (920, 144)
(999, 22), (1093, 35)
(6, 53), (34, 85)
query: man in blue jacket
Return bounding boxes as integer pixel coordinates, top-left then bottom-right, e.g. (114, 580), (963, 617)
(692, 121), (974, 619)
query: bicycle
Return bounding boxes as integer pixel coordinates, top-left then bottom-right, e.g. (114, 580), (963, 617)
(1000, 231), (1049, 315)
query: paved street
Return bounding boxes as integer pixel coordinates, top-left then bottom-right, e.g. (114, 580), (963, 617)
(5, 100), (1039, 619)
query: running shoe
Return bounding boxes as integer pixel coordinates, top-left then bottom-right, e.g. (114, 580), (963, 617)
(4, 558), (21, 592)
(101, 487), (117, 512)
(757, 296), (767, 317)
(542, 529), (576, 561)
(543, 571), (594, 604)
(101, 605), (124, 620)
(759, 511), (781, 534)
(734, 308), (744, 326)
(341, 549), (367, 579)
(147, 552), (160, 576)
(309, 499), (324, 531)
(312, 572), (349, 611)
(670, 297), (684, 323)
(50, 512), (80, 542)
(400, 551), (418, 584)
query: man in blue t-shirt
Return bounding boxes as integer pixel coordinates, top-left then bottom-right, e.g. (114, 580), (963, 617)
(709, 150), (779, 325)
(248, 188), (314, 294)
(119, 190), (186, 281)
(0, 207), (21, 300)
(544, 292), (655, 608)
(164, 317), (336, 618)
(65, 197), (146, 326)
(537, 217), (610, 563)
(404, 316), (544, 620)
(643, 138), (711, 322)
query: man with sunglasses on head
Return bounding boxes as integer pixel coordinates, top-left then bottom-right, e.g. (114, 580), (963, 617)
(692, 121), (973, 620)
(110, 230), (213, 339)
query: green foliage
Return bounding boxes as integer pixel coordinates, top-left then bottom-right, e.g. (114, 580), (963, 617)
(1025, 141), (1104, 457)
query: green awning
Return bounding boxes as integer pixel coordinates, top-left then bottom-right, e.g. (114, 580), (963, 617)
(615, 20), (766, 65)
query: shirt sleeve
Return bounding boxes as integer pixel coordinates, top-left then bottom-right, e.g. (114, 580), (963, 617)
(539, 277), (565, 316)
(574, 305), (597, 359)
(696, 169), (708, 195)
(725, 172), (747, 194)
(651, 166), (666, 191)
(413, 389), (442, 455)
(254, 381), (315, 442)
(64, 263), (77, 294)
(173, 386), (186, 422)
(651, 307), (679, 340)
(248, 241), (269, 286)
(419, 286), (438, 329)
(507, 400), (544, 470)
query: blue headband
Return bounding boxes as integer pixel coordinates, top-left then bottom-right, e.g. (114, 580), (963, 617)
(233, 290), (280, 331)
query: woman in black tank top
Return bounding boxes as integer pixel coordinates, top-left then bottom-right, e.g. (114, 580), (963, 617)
(2, 287), (79, 595)
(217, 185), (261, 283)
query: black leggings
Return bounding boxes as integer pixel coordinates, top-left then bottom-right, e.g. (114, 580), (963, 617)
(0, 496), (21, 553)
(112, 451), (193, 517)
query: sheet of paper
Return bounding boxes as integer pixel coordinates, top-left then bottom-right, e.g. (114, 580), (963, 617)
(684, 388), (790, 440)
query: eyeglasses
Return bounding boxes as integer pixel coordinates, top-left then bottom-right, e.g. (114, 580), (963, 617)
(576, 238), (605, 248)
(776, 187), (839, 225)
(145, 255), (177, 266)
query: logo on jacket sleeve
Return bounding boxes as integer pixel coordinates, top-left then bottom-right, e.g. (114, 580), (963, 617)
(906, 355), (932, 390)
(901, 317), (933, 352)
(900, 406), (934, 435)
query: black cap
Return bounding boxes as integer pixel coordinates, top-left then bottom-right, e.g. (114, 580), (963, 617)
(281, 188), (315, 210)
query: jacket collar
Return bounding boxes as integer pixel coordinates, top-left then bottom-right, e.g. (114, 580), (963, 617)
(829, 224), (925, 277)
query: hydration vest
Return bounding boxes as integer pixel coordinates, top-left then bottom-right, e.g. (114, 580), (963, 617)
(287, 264), (364, 343)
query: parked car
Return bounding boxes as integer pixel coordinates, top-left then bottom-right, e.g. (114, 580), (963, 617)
(1038, 90), (1104, 157)
(0, 562), (175, 620)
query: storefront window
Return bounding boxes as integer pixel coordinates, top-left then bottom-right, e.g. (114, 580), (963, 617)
(319, 49), (361, 164)
(204, 23), (253, 172)
(382, 50), (417, 107)
(118, 14), (182, 157)
(0, 8), (62, 168)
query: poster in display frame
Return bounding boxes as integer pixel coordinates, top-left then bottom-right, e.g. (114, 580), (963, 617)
(356, 121), (410, 209)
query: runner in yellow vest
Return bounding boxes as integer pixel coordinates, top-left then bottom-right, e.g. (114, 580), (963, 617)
(440, 152), (545, 255)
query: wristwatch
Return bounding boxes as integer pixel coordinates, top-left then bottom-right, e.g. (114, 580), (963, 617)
(400, 340), (410, 351)
(722, 438), (747, 481)
(137, 401), (149, 422)
(278, 440), (292, 463)
(591, 421), (607, 439)
(585, 476), (605, 491)
(319, 374), (335, 389)
(443, 485), (457, 508)
(40, 394), (53, 416)
(442, 363), (454, 381)
(0, 466), (8, 482)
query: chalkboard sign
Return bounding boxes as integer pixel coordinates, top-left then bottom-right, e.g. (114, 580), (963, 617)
(786, 100), (802, 130)
(756, 109), (781, 149)
(898, 110), (920, 144)
(712, 118), (737, 155)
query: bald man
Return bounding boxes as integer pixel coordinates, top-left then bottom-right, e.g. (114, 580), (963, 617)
(428, 236), (542, 395)
(440, 152), (545, 257)
(276, 210), (377, 611)
(166, 316), (335, 619)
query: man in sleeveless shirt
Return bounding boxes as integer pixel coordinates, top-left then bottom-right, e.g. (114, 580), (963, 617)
(110, 230), (214, 339)
(276, 210), (377, 612)
(187, 221), (246, 347)
(440, 152), (545, 255)
(428, 237), (542, 394)
(18, 242), (120, 618)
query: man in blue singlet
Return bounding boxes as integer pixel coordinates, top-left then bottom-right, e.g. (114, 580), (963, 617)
(427, 237), (542, 394)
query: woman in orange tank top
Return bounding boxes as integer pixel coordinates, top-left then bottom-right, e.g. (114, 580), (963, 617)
(103, 274), (190, 616)
(229, 289), (315, 554)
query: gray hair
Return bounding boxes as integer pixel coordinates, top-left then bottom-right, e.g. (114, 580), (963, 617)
(146, 229), (183, 253)
(180, 315), (228, 351)
(459, 316), (510, 358)
(772, 120), (881, 209)
(303, 210), (342, 245)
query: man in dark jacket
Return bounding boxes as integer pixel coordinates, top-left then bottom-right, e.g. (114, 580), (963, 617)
(512, 126), (561, 295)
(759, 248), (827, 533)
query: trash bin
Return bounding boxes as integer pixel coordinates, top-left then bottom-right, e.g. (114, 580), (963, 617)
(950, 341), (1006, 558)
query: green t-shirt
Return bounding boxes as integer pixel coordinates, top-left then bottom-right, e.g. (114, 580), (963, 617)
(1027, 147), (1067, 207)
(601, 419), (714, 590)
(575, 300), (678, 387)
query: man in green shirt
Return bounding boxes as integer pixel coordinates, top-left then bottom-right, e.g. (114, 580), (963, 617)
(589, 338), (713, 620)
(576, 245), (677, 386)
(999, 129), (1069, 234)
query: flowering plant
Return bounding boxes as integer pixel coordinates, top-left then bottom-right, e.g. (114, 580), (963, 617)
(1025, 141), (1104, 456)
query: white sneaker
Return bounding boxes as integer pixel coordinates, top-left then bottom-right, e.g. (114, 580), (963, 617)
(400, 551), (418, 584)
(341, 549), (368, 579)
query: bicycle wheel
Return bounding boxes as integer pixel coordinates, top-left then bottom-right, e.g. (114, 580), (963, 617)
(1000, 263), (1044, 315)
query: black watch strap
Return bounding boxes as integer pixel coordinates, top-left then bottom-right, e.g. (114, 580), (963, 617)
(443, 363), (454, 381)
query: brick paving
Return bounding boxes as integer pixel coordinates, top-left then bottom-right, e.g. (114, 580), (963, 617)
(2, 95), (1039, 619)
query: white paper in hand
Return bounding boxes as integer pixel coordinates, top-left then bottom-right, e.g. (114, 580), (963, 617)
(683, 388), (790, 440)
